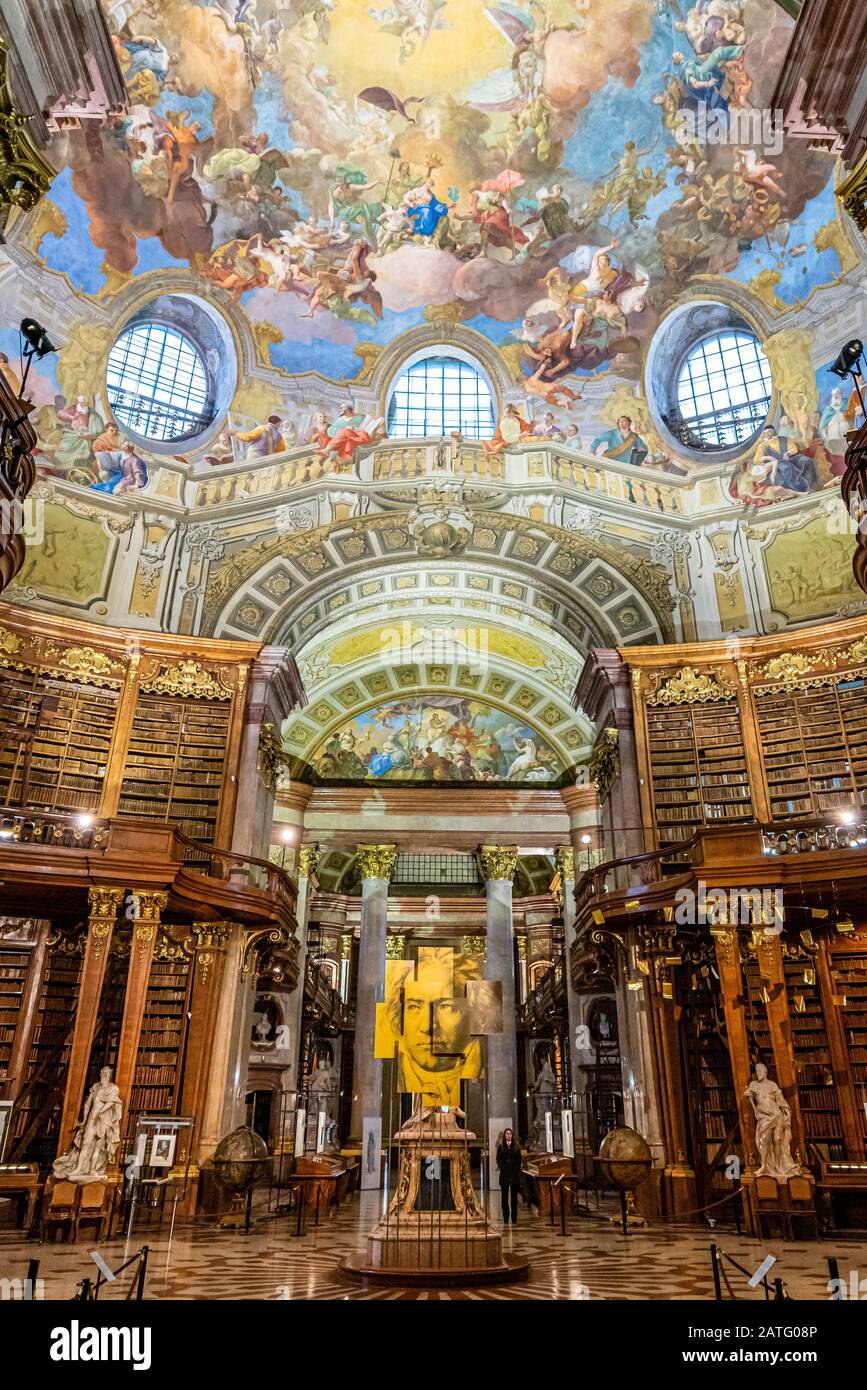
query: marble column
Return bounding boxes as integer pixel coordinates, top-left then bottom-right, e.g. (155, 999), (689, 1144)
(349, 843), (397, 1145)
(479, 845), (519, 1131)
(281, 845), (320, 1096)
(556, 846), (582, 1100)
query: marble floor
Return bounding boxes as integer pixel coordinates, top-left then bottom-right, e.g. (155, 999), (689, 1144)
(1, 1192), (864, 1301)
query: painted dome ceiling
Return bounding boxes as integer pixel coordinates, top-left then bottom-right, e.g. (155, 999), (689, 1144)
(1, 0), (865, 784)
(2, 0), (853, 395)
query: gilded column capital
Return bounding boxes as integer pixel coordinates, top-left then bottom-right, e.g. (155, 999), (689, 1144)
(479, 844), (518, 882)
(130, 890), (168, 962)
(385, 934), (406, 959)
(461, 935), (486, 955)
(556, 847), (575, 881)
(298, 844), (320, 880)
(517, 934), (528, 960)
(86, 886), (124, 963)
(356, 843), (398, 881)
(192, 920), (232, 986)
(340, 933), (354, 960)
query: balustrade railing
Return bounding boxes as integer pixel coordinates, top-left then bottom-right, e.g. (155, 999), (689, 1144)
(0, 807), (298, 924)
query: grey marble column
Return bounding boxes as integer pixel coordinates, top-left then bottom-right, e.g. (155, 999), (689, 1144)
(556, 846), (582, 1100)
(480, 845), (518, 1131)
(282, 845), (319, 1095)
(349, 844), (397, 1144)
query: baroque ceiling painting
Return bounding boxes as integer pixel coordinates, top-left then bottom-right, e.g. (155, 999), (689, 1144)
(310, 696), (568, 784)
(1, 0), (865, 787)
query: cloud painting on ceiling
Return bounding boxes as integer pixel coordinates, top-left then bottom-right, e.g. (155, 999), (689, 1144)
(1, 0), (861, 509)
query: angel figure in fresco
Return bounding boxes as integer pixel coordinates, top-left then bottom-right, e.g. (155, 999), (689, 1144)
(674, 0), (746, 55)
(734, 148), (785, 201)
(369, 0), (451, 62)
(671, 44), (744, 111)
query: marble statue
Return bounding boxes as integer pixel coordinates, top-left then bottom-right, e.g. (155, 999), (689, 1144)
(530, 1059), (558, 1149)
(744, 1063), (801, 1180)
(53, 1066), (122, 1183)
(307, 1061), (339, 1150)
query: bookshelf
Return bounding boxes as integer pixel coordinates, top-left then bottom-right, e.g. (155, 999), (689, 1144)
(829, 946), (867, 1154)
(83, 949), (129, 1098)
(12, 943), (84, 1162)
(645, 698), (753, 844)
(783, 954), (845, 1160)
(117, 694), (232, 845)
(679, 972), (739, 1194)
(0, 945), (31, 1085)
(127, 950), (193, 1136)
(0, 670), (118, 813)
(742, 955), (774, 1068)
(754, 678), (867, 820)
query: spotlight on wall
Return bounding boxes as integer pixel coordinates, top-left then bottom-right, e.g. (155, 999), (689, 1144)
(20, 318), (55, 361)
(831, 338), (866, 418)
(75, 814), (94, 830)
(280, 826), (298, 844)
(580, 833), (592, 845)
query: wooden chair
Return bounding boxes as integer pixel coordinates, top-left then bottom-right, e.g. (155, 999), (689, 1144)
(754, 1175), (787, 1239)
(788, 1176), (820, 1240)
(40, 1180), (78, 1243)
(74, 1182), (111, 1243)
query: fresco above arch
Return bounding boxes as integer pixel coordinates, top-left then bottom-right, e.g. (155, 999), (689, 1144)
(0, 0), (862, 519)
(306, 696), (569, 784)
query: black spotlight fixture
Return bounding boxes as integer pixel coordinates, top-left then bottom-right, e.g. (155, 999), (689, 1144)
(16, 318), (56, 405)
(831, 338), (866, 419)
(20, 318), (55, 361)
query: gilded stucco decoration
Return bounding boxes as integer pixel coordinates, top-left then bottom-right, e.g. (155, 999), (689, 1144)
(647, 666), (733, 706)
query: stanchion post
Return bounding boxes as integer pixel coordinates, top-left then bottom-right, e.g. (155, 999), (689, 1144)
(558, 1181), (567, 1237)
(827, 1255), (840, 1287)
(315, 1186), (321, 1228)
(773, 1277), (785, 1301)
(295, 1183), (304, 1237)
(135, 1246), (149, 1301)
(24, 1258), (39, 1300)
(710, 1244), (722, 1301)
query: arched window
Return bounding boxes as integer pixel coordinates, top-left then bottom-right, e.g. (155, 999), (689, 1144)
(106, 321), (212, 442)
(674, 331), (772, 450)
(387, 356), (495, 439)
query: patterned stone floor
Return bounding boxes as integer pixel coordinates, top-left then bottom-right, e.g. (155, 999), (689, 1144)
(2, 1192), (865, 1300)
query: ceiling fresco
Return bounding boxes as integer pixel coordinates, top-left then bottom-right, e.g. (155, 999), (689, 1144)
(25, 0), (842, 377)
(0, 0), (864, 654)
(307, 695), (569, 785)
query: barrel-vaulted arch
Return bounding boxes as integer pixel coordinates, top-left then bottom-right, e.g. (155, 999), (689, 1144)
(280, 590), (593, 777)
(203, 510), (674, 648)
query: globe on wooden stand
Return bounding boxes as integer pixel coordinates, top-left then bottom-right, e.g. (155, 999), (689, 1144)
(594, 1127), (653, 1234)
(211, 1125), (272, 1231)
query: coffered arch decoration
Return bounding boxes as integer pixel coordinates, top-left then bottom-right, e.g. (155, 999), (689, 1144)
(200, 512), (674, 647)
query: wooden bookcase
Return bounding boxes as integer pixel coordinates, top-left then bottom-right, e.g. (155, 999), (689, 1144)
(753, 679), (867, 821)
(12, 943), (84, 1163)
(645, 697), (753, 845)
(117, 694), (233, 845)
(828, 943), (867, 1156)
(0, 669), (119, 813)
(678, 972), (739, 1198)
(782, 954), (845, 1160)
(742, 955), (774, 1067)
(126, 948), (193, 1137)
(0, 945), (30, 1085)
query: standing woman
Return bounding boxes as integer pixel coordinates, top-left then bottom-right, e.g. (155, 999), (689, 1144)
(496, 1128), (522, 1226)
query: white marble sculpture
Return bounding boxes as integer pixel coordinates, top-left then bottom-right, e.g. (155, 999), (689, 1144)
(744, 1063), (801, 1180)
(53, 1066), (122, 1184)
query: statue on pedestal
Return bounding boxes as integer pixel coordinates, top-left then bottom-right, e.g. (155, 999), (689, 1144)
(53, 1066), (122, 1183)
(307, 1058), (339, 1151)
(744, 1063), (801, 1180)
(529, 1058), (557, 1149)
